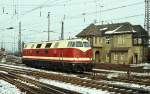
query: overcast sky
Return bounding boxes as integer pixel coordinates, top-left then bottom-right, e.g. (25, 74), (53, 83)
(0, 0), (145, 51)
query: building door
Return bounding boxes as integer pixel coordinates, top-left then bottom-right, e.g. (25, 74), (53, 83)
(133, 54), (138, 64)
(95, 51), (100, 63)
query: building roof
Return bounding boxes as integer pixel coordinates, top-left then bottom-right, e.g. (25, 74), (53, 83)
(76, 22), (148, 37)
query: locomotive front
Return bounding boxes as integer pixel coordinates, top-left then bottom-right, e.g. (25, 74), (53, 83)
(67, 39), (94, 72)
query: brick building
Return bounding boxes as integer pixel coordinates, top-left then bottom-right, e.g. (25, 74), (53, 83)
(76, 22), (149, 64)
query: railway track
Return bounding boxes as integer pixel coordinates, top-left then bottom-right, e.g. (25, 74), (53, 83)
(76, 70), (150, 88)
(0, 73), (46, 94)
(90, 69), (150, 85)
(23, 71), (150, 94)
(0, 64), (150, 94)
(0, 68), (80, 94)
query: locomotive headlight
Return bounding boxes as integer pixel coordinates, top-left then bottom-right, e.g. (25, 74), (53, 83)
(90, 58), (93, 60)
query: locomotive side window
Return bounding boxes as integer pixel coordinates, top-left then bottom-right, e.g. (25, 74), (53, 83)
(24, 44), (27, 48)
(72, 42), (75, 47)
(36, 44), (42, 48)
(31, 44), (34, 48)
(45, 43), (52, 48)
(67, 42), (71, 47)
(76, 41), (83, 47)
(83, 42), (90, 47)
(54, 42), (59, 48)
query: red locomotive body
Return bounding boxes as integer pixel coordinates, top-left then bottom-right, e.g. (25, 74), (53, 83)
(22, 39), (93, 72)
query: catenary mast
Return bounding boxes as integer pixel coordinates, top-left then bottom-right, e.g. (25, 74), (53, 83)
(144, 0), (150, 36)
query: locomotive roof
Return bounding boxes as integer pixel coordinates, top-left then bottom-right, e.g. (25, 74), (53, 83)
(23, 38), (90, 49)
(25, 38), (88, 44)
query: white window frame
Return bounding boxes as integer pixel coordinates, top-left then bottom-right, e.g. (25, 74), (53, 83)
(114, 54), (118, 61)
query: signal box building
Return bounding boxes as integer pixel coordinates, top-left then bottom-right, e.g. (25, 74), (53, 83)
(76, 22), (149, 64)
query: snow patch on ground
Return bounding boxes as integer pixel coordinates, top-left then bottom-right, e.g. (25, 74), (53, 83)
(0, 63), (77, 77)
(130, 63), (150, 69)
(0, 80), (23, 94)
(1, 58), (6, 63)
(94, 68), (150, 76)
(0, 70), (8, 74)
(39, 78), (110, 94)
(15, 79), (38, 88)
(107, 73), (119, 79)
(109, 81), (150, 91)
(20, 74), (110, 94)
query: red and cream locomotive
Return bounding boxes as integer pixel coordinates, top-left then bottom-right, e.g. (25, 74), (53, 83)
(22, 39), (93, 72)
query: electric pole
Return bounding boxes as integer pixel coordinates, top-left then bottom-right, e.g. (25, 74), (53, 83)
(48, 12), (50, 41)
(61, 21), (64, 40)
(2, 7), (5, 14)
(82, 13), (86, 23)
(18, 21), (22, 56)
(1, 40), (3, 48)
(144, 0), (150, 36)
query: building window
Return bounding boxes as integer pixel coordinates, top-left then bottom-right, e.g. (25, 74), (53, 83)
(106, 54), (109, 62)
(106, 37), (110, 44)
(138, 38), (142, 44)
(95, 37), (99, 44)
(133, 38), (143, 45)
(118, 36), (124, 45)
(120, 54), (124, 61)
(89, 38), (93, 46)
(143, 38), (148, 44)
(99, 38), (101, 44)
(114, 54), (118, 60)
(133, 38), (138, 45)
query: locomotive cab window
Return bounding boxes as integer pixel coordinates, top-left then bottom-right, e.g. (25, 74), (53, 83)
(83, 42), (90, 47)
(36, 44), (42, 48)
(76, 41), (83, 47)
(67, 41), (75, 47)
(45, 43), (52, 48)
(71, 42), (75, 47)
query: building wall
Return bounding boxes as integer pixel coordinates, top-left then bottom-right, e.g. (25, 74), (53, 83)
(112, 34), (132, 48)
(111, 52), (128, 64)
(90, 33), (148, 64)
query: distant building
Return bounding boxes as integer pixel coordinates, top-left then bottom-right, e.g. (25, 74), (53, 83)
(76, 22), (149, 64)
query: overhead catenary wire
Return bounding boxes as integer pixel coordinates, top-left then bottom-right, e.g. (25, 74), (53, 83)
(0, 0), (145, 40)
(67, 1), (144, 20)
(5, 12), (144, 44)
(21, 0), (63, 16)
(0, 0), (143, 25)
(24, 13), (144, 37)
(22, 0), (143, 16)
